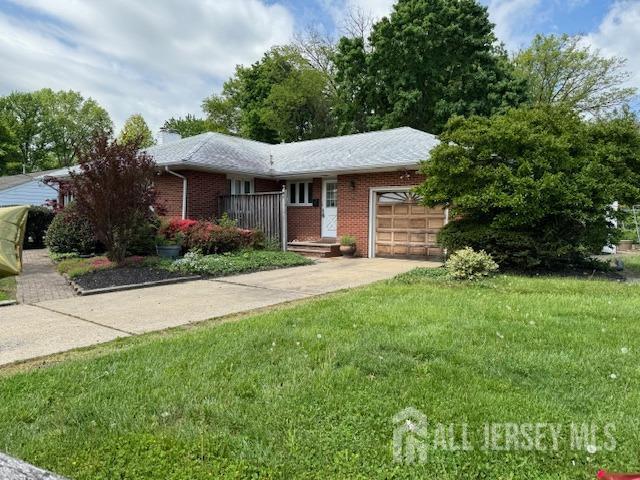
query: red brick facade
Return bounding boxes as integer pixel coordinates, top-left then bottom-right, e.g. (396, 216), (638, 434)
(337, 170), (425, 257)
(286, 178), (322, 241)
(153, 168), (425, 257)
(254, 178), (280, 193)
(154, 170), (229, 220)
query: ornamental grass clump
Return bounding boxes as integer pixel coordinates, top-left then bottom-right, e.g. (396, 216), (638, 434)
(445, 247), (499, 281)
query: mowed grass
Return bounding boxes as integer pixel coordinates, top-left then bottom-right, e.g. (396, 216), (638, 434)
(622, 253), (640, 275)
(0, 275), (16, 301)
(1, 273), (640, 479)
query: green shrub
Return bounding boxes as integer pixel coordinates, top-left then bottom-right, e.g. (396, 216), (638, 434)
(127, 213), (160, 255)
(23, 206), (55, 249)
(417, 106), (640, 269)
(445, 247), (499, 281)
(44, 203), (97, 255)
(217, 212), (238, 228)
(340, 235), (356, 246)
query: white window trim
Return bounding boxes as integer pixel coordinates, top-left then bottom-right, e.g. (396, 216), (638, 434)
(287, 180), (314, 206)
(367, 186), (449, 258)
(229, 176), (254, 195)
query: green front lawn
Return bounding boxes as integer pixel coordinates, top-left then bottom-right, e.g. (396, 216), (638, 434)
(621, 253), (640, 276)
(1, 272), (639, 478)
(0, 275), (16, 301)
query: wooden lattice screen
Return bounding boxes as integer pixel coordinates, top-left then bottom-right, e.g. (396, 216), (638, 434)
(218, 189), (287, 250)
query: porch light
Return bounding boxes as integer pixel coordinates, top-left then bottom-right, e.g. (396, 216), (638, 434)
(350, 179), (356, 190)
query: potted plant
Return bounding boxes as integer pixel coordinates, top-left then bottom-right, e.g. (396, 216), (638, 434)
(340, 235), (356, 257)
(155, 231), (184, 259)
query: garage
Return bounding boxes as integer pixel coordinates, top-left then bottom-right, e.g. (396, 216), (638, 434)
(372, 190), (446, 259)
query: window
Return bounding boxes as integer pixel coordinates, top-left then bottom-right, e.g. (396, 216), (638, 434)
(63, 193), (75, 206)
(229, 177), (254, 195)
(325, 181), (337, 207)
(287, 180), (313, 206)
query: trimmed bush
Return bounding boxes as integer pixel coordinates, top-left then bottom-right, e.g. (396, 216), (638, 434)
(127, 213), (160, 255)
(160, 218), (264, 254)
(445, 247), (499, 281)
(417, 106), (640, 269)
(44, 203), (97, 255)
(23, 206), (55, 249)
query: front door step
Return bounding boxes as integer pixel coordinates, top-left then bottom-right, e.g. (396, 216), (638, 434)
(287, 240), (341, 258)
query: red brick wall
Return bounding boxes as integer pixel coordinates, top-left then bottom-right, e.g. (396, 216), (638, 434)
(337, 170), (425, 257)
(286, 177), (322, 241)
(254, 178), (280, 192)
(154, 170), (229, 220)
(153, 169), (426, 255)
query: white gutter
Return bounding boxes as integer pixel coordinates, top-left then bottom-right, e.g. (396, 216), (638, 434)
(164, 166), (187, 219)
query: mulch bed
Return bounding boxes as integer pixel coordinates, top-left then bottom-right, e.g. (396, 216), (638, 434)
(72, 267), (193, 291)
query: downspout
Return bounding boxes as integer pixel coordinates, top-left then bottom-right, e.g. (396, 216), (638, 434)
(164, 166), (187, 219)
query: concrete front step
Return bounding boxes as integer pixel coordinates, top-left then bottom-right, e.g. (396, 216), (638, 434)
(287, 240), (341, 258)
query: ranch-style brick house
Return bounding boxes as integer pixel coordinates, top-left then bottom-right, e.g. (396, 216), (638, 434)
(51, 127), (447, 259)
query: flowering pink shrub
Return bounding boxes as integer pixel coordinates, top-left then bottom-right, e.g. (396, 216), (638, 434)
(158, 218), (264, 254)
(159, 219), (198, 239)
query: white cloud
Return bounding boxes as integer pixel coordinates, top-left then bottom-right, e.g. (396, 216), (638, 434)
(321, 0), (394, 36)
(345, 0), (395, 20)
(486, 0), (542, 51)
(0, 0), (295, 133)
(585, 1), (640, 94)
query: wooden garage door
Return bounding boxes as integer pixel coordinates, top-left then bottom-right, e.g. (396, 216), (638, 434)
(375, 191), (445, 258)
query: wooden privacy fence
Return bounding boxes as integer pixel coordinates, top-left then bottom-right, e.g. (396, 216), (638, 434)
(218, 189), (287, 250)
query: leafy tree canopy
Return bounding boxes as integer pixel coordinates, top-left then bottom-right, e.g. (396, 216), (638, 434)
(161, 114), (222, 138)
(333, 0), (528, 134)
(0, 116), (21, 175)
(67, 134), (156, 263)
(514, 34), (637, 115)
(0, 89), (112, 173)
(202, 46), (336, 143)
(118, 114), (155, 148)
(416, 105), (640, 269)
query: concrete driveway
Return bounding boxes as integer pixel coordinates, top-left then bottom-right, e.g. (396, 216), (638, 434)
(0, 257), (437, 366)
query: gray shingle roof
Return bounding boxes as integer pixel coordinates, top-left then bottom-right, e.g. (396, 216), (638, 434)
(271, 127), (438, 176)
(144, 132), (273, 175)
(42, 127), (439, 179)
(0, 169), (60, 191)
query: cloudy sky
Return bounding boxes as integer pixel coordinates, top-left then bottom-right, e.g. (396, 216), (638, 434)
(1, 0), (638, 134)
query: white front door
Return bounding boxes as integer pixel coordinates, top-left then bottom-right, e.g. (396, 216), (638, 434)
(322, 179), (338, 238)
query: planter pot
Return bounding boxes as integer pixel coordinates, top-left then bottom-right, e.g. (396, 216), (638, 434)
(340, 245), (356, 257)
(618, 239), (633, 252)
(156, 244), (181, 259)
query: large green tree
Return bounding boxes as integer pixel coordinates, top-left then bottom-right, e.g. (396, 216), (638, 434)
(41, 89), (113, 167)
(0, 91), (48, 173)
(0, 117), (21, 174)
(333, 0), (528, 134)
(202, 46), (336, 143)
(416, 106), (640, 269)
(118, 114), (155, 148)
(0, 89), (112, 172)
(514, 34), (637, 115)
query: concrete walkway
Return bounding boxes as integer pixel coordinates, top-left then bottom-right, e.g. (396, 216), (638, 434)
(15, 249), (76, 304)
(0, 257), (437, 366)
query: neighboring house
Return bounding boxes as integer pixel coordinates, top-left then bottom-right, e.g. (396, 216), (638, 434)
(0, 170), (59, 208)
(48, 127), (446, 258)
